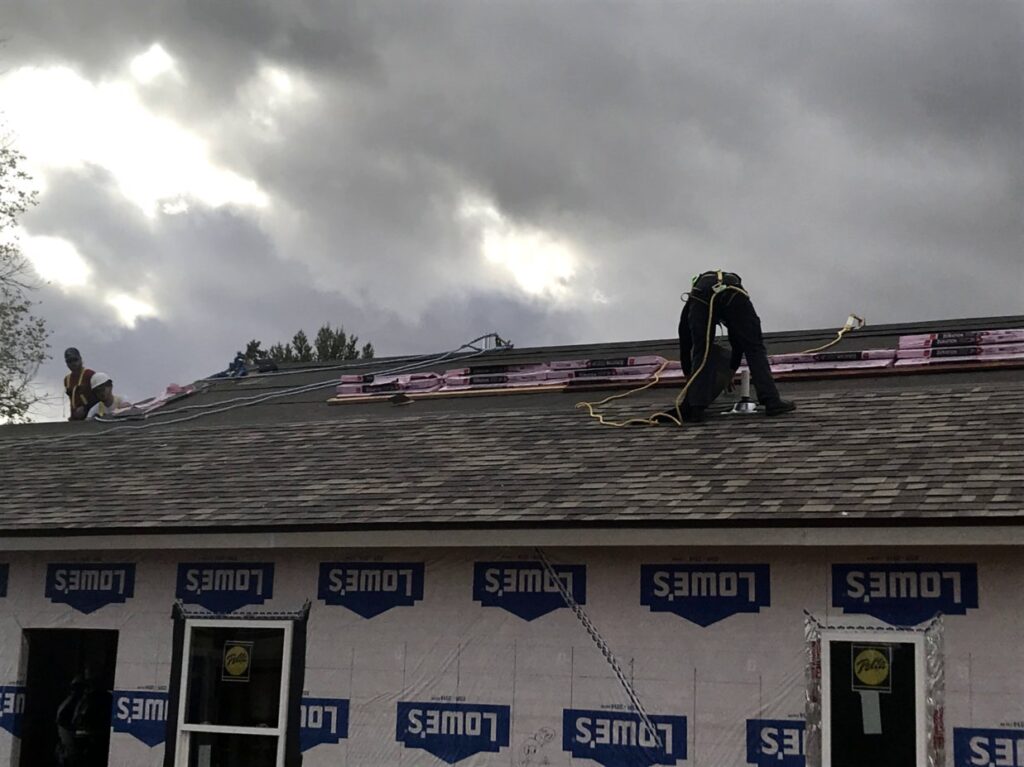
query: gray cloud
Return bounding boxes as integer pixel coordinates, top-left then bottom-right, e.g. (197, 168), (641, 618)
(3, 0), (1022, 417)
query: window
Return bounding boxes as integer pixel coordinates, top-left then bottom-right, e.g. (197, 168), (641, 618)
(174, 619), (292, 767)
(820, 630), (926, 767)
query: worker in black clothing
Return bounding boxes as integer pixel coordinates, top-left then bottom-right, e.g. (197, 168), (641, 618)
(678, 270), (796, 422)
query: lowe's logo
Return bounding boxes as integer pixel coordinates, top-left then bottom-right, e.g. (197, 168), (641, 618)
(0, 687), (25, 738)
(396, 702), (510, 764)
(112, 691), (168, 747)
(746, 719), (805, 767)
(641, 564), (770, 627)
(954, 728), (1024, 767)
(300, 697), (349, 752)
(563, 709), (687, 767)
(318, 563), (425, 619)
(832, 563), (979, 625)
(0, 563), (8, 598)
(45, 563), (135, 614)
(473, 561), (585, 621)
(176, 563), (274, 612)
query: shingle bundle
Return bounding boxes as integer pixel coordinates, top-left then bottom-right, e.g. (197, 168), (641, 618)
(895, 328), (1024, 366)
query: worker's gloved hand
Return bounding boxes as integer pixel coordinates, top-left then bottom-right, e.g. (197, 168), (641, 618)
(725, 368), (739, 393)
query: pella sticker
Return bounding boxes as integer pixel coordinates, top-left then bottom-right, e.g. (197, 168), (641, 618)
(746, 719), (806, 767)
(562, 709), (687, 767)
(472, 561), (585, 621)
(318, 563), (425, 619)
(953, 727), (1024, 767)
(300, 697), (350, 752)
(0, 687), (25, 738)
(175, 562), (274, 613)
(112, 691), (169, 747)
(395, 701), (510, 764)
(832, 563), (979, 625)
(640, 564), (771, 627)
(45, 563), (136, 614)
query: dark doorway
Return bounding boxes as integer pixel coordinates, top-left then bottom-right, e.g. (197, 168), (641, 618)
(19, 629), (118, 767)
(829, 640), (917, 767)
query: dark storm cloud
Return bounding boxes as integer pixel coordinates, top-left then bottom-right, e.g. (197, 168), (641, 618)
(3, 0), (1022, 416)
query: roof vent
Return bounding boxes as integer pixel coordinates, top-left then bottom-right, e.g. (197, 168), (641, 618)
(729, 369), (758, 415)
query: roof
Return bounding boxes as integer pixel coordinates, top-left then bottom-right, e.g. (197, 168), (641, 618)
(1, 314), (1022, 537)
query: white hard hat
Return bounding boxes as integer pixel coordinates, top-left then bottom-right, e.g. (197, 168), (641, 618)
(91, 372), (111, 390)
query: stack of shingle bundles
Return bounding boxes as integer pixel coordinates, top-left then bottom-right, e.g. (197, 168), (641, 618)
(335, 372), (444, 396)
(760, 349), (896, 374)
(895, 328), (1024, 366)
(441, 362), (568, 390)
(559, 355), (684, 385)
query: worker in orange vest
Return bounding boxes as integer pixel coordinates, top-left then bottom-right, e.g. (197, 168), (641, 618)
(63, 348), (99, 421)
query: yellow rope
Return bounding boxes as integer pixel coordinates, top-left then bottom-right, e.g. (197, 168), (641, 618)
(799, 314), (865, 354)
(576, 293), (864, 427)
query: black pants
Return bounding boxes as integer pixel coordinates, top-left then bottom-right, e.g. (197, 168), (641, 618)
(686, 287), (780, 408)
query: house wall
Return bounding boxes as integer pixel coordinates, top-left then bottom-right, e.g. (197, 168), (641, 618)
(0, 545), (1020, 767)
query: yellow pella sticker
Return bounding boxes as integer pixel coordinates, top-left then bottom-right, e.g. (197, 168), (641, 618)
(853, 647), (890, 687)
(222, 642), (252, 681)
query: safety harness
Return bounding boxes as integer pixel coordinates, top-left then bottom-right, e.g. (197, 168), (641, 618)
(577, 270), (863, 427)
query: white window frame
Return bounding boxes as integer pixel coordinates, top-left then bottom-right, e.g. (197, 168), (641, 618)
(174, 618), (293, 767)
(820, 628), (926, 767)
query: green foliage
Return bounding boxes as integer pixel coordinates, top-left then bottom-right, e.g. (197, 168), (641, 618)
(0, 143), (49, 423)
(291, 329), (313, 362)
(251, 324), (375, 364)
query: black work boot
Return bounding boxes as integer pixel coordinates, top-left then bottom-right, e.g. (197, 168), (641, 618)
(764, 399), (797, 417)
(682, 405), (706, 423)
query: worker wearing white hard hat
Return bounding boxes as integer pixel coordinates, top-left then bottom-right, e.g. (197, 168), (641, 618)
(86, 373), (131, 420)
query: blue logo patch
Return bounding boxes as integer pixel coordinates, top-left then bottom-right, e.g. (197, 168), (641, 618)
(396, 701), (510, 764)
(112, 691), (168, 747)
(746, 719), (805, 767)
(953, 727), (1024, 767)
(473, 561), (585, 621)
(832, 563), (979, 625)
(0, 564), (8, 598)
(45, 563), (136, 614)
(562, 709), (687, 767)
(300, 697), (350, 752)
(175, 562), (274, 613)
(318, 563), (424, 618)
(640, 564), (770, 627)
(0, 687), (25, 737)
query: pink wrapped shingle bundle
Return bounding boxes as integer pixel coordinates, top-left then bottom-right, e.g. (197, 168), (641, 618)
(898, 328), (1024, 349)
(549, 355), (669, 371)
(442, 370), (571, 388)
(768, 349), (895, 365)
(335, 373), (443, 395)
(895, 343), (1024, 366)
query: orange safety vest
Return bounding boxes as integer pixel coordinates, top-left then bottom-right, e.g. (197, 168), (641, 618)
(64, 368), (98, 411)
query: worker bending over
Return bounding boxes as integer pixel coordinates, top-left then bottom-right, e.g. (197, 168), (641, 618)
(679, 270), (795, 422)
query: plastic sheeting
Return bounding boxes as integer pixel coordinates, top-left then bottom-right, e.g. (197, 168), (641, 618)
(0, 547), (1021, 766)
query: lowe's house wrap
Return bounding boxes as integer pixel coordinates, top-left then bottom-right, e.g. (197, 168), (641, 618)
(472, 560), (586, 620)
(111, 691), (169, 747)
(640, 564), (771, 626)
(44, 563), (135, 614)
(746, 719), (806, 767)
(317, 562), (425, 618)
(396, 701), (511, 764)
(831, 563), (979, 624)
(175, 562), (274, 612)
(952, 728), (1024, 767)
(562, 709), (687, 767)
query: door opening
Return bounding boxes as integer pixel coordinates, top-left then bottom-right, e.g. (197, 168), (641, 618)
(19, 629), (119, 767)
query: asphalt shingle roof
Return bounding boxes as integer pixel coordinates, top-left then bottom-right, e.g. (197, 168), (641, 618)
(2, 380), (1021, 534)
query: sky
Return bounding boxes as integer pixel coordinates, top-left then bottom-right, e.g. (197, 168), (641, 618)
(1, 1), (1021, 420)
